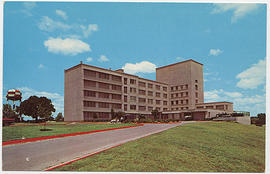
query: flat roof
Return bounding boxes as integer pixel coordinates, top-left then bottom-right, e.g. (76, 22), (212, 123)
(65, 63), (169, 85)
(196, 101), (233, 105)
(156, 59), (203, 70)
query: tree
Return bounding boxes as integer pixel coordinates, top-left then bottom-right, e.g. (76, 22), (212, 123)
(115, 111), (125, 120)
(3, 104), (16, 119)
(257, 113), (265, 125)
(20, 96), (55, 122)
(151, 109), (159, 120)
(55, 112), (64, 122)
(111, 108), (115, 119)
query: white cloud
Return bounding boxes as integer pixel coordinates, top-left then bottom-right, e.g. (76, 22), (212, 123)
(86, 57), (93, 62)
(98, 55), (109, 62)
(44, 37), (91, 56)
(212, 3), (260, 23)
(204, 89), (265, 116)
(223, 91), (243, 98)
(122, 61), (157, 74)
(56, 10), (68, 20)
(21, 2), (36, 16)
(18, 87), (64, 116)
(80, 24), (98, 38)
(236, 59), (266, 89)
(38, 16), (71, 32)
(209, 49), (223, 56)
(38, 64), (44, 69)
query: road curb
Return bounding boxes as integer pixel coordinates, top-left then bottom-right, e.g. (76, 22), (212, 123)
(43, 123), (184, 171)
(44, 144), (123, 171)
(2, 124), (144, 146)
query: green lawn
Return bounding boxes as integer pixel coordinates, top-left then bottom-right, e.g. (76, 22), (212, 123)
(3, 123), (134, 142)
(53, 122), (265, 172)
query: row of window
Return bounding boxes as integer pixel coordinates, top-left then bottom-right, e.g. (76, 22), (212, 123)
(123, 78), (167, 91)
(123, 104), (167, 112)
(84, 80), (122, 91)
(124, 87), (168, 98)
(84, 69), (122, 82)
(171, 107), (189, 111)
(171, 84), (188, 91)
(84, 90), (121, 100)
(83, 101), (122, 109)
(171, 99), (189, 105)
(196, 105), (228, 110)
(83, 112), (110, 120)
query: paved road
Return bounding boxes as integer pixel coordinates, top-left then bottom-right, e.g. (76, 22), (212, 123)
(3, 123), (186, 171)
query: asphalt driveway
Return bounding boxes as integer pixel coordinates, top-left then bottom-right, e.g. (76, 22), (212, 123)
(3, 123), (185, 171)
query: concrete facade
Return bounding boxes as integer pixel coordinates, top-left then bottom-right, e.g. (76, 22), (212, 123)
(64, 59), (234, 121)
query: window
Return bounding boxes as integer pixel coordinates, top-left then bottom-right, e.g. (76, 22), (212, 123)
(99, 72), (109, 80)
(84, 80), (96, 88)
(139, 98), (146, 103)
(130, 87), (136, 93)
(130, 96), (136, 102)
(124, 96), (127, 102)
(156, 92), (161, 97)
(186, 99), (189, 104)
(171, 87), (174, 91)
(163, 86), (167, 92)
(196, 100), (198, 104)
(156, 100), (161, 105)
(148, 83), (153, 88)
(181, 100), (183, 104)
(186, 92), (188, 96)
(171, 101), (174, 105)
(148, 91), (153, 96)
(176, 100), (178, 105)
(171, 94), (174, 98)
(84, 69), (96, 77)
(195, 85), (198, 90)
(180, 85), (183, 90)
(139, 89), (146, 95)
(112, 85), (121, 91)
(130, 79), (136, 85)
(124, 87), (127, 93)
(112, 103), (121, 109)
(195, 92), (198, 98)
(83, 101), (96, 107)
(163, 93), (167, 98)
(130, 105), (136, 110)
(195, 80), (198, 83)
(163, 101), (167, 105)
(164, 108), (168, 111)
(156, 85), (160, 90)
(139, 106), (146, 111)
(98, 102), (109, 108)
(148, 99), (153, 104)
(176, 86), (178, 90)
(197, 106), (204, 109)
(156, 107), (160, 111)
(185, 84), (188, 89)
(139, 81), (146, 87)
(84, 90), (96, 97)
(112, 75), (121, 82)
(111, 94), (121, 100)
(148, 106), (153, 111)
(124, 104), (127, 111)
(99, 112), (109, 118)
(124, 78), (127, 85)
(98, 92), (109, 99)
(99, 82), (110, 89)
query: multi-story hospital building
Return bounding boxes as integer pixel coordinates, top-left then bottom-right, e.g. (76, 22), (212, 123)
(64, 59), (233, 121)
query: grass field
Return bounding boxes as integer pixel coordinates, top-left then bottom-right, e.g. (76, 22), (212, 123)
(53, 122), (265, 172)
(3, 123), (134, 142)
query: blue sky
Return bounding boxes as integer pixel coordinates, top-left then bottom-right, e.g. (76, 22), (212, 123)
(3, 2), (266, 117)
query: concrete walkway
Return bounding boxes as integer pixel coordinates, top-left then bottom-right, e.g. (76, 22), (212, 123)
(3, 123), (185, 171)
